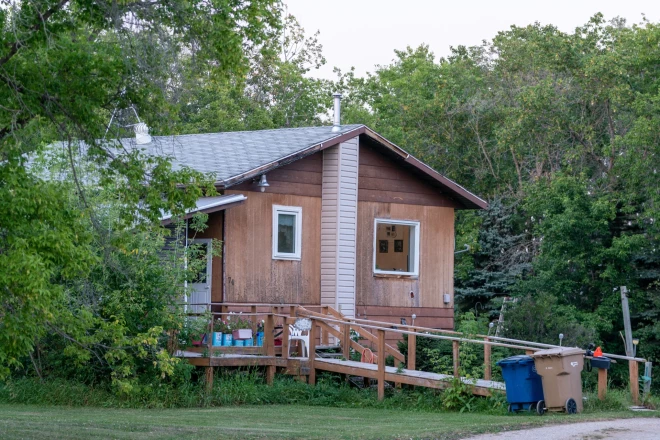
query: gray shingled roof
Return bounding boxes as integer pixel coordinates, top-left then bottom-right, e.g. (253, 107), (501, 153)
(120, 124), (364, 185)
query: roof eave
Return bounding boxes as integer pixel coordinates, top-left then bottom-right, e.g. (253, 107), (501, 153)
(160, 194), (247, 225)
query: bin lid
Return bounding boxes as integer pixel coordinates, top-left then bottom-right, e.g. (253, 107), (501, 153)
(496, 355), (534, 366)
(531, 347), (584, 357)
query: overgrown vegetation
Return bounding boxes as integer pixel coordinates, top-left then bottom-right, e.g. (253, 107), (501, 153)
(338, 15), (660, 390)
(2, 1), (659, 405)
(0, 372), (502, 412)
(0, 0), (280, 388)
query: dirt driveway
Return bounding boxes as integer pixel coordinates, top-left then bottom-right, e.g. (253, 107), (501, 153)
(466, 418), (660, 439)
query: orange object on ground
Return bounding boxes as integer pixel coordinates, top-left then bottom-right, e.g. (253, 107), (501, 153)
(594, 346), (603, 357)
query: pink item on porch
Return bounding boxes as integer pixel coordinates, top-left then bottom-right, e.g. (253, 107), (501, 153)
(232, 329), (253, 340)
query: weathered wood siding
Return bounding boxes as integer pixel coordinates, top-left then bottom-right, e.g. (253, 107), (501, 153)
(189, 211), (224, 303)
(356, 140), (455, 329)
(320, 137), (359, 318)
(358, 139), (459, 208)
(230, 153), (322, 197)
(223, 189), (322, 305)
(356, 202), (454, 309)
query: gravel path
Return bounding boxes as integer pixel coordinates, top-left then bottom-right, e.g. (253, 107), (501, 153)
(466, 418), (660, 439)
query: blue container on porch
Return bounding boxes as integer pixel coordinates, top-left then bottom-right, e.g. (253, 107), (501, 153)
(244, 338), (254, 347)
(256, 332), (264, 347)
(221, 333), (233, 346)
(233, 339), (245, 347)
(212, 332), (223, 347)
(497, 355), (545, 413)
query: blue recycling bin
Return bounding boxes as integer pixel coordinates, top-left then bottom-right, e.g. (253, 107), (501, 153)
(496, 355), (546, 414)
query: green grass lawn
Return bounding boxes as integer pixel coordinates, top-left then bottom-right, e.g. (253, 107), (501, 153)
(0, 404), (656, 440)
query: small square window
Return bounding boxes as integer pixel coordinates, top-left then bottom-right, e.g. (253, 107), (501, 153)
(273, 205), (302, 260)
(373, 219), (420, 276)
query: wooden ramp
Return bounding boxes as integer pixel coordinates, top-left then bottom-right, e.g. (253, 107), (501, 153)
(178, 351), (505, 397)
(175, 303), (526, 398)
(177, 303), (650, 404)
(314, 358), (505, 397)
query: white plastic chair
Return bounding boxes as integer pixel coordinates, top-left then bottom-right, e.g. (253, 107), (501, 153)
(288, 324), (310, 358)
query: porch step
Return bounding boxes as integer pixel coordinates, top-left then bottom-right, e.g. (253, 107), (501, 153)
(315, 344), (344, 359)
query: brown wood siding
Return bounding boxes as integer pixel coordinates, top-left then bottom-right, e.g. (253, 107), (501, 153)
(230, 153), (322, 197)
(189, 211), (224, 303)
(223, 189), (321, 305)
(356, 201), (455, 313)
(358, 142), (459, 207)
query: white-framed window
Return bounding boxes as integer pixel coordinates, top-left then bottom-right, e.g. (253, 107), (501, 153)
(272, 205), (302, 260)
(373, 218), (420, 276)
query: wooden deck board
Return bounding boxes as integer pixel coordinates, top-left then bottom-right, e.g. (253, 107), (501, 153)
(314, 358), (505, 396)
(177, 351), (504, 396)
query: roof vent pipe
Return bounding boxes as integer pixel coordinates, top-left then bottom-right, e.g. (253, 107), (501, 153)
(134, 122), (152, 145)
(332, 92), (342, 132)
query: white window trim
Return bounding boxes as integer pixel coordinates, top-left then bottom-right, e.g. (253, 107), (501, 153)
(272, 205), (303, 260)
(373, 218), (420, 276)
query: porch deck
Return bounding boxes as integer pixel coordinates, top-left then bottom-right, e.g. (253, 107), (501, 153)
(174, 304), (520, 398)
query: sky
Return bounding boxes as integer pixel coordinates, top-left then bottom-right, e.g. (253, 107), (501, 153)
(284, 0), (660, 80)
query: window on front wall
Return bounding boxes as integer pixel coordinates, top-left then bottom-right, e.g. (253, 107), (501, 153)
(374, 219), (420, 276)
(272, 205), (302, 260)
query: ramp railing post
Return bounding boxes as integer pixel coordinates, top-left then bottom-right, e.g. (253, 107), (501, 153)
(598, 367), (608, 401)
(309, 319), (317, 385)
(453, 340), (460, 378)
(342, 323), (351, 360)
(377, 329), (386, 400)
(265, 312), (275, 385)
(630, 360), (639, 405)
(321, 306), (329, 345)
(407, 330), (416, 371)
(282, 322), (290, 360)
(484, 338), (491, 381)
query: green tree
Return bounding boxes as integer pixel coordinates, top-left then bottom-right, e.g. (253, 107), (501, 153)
(173, 13), (330, 134)
(346, 15), (660, 367)
(455, 198), (533, 318)
(0, 0), (280, 381)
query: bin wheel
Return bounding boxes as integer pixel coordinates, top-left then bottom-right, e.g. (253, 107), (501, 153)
(536, 400), (545, 415)
(565, 398), (578, 414)
(507, 404), (513, 413)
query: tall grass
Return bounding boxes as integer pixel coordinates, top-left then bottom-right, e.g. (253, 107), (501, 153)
(4, 371), (644, 414)
(0, 371), (508, 412)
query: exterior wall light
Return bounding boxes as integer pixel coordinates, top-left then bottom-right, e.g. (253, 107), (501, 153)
(257, 174), (269, 192)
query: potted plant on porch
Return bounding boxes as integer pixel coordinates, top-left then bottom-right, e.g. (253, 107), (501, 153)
(181, 313), (211, 347)
(231, 314), (253, 345)
(212, 318), (227, 347)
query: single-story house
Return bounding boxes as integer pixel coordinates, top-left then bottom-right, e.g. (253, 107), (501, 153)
(155, 96), (486, 330)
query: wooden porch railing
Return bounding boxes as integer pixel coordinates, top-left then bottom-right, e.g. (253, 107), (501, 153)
(178, 302), (650, 403)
